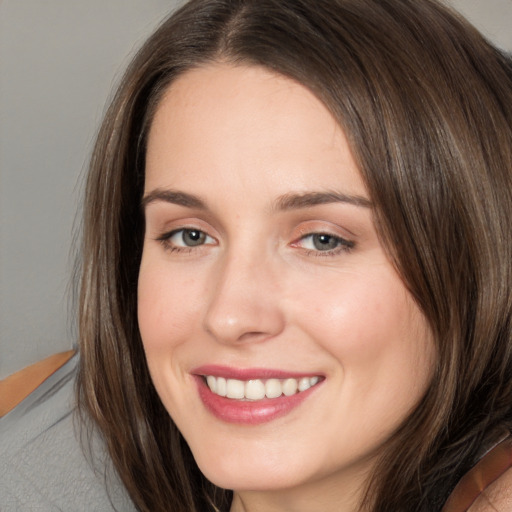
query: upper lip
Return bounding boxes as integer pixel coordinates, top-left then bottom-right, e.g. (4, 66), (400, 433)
(192, 364), (323, 380)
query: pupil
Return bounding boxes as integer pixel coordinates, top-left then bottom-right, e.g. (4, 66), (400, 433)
(313, 234), (338, 251)
(183, 229), (205, 246)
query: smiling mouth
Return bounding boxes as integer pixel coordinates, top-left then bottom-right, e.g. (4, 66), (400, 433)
(204, 375), (322, 400)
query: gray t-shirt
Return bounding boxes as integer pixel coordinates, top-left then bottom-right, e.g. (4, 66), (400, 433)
(0, 354), (137, 511)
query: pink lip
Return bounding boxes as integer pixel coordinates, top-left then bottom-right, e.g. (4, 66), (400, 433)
(192, 364), (320, 380)
(192, 365), (323, 425)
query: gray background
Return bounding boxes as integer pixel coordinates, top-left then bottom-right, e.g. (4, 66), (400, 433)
(1, 0), (511, 379)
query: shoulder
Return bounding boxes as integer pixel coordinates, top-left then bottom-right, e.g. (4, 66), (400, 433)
(0, 352), (136, 512)
(468, 467), (512, 511)
(443, 433), (512, 512)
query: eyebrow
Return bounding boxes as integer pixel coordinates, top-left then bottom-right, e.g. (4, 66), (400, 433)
(141, 189), (207, 210)
(141, 188), (372, 211)
(273, 191), (372, 210)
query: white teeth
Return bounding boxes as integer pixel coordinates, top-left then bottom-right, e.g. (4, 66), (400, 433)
(204, 375), (321, 400)
(226, 379), (245, 399)
(282, 378), (298, 396)
(206, 375), (217, 393)
(298, 377), (311, 392)
(216, 377), (227, 397)
(265, 379), (282, 398)
(245, 379), (266, 400)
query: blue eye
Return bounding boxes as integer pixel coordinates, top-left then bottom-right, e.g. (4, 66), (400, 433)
(159, 228), (215, 249)
(299, 233), (354, 253)
(311, 234), (340, 251)
(174, 229), (207, 247)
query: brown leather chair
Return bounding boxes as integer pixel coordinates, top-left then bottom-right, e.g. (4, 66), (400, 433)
(442, 435), (512, 512)
(0, 350), (75, 418)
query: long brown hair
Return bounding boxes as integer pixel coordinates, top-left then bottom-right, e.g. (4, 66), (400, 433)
(77, 1), (512, 510)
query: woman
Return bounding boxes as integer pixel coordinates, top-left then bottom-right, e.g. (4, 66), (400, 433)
(77, 0), (512, 510)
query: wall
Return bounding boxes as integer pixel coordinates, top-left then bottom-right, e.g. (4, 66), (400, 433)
(0, 0), (179, 377)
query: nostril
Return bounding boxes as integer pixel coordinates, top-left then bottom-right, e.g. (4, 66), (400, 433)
(237, 331), (270, 343)
(203, 260), (286, 344)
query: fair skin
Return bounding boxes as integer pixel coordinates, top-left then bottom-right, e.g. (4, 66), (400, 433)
(138, 63), (436, 512)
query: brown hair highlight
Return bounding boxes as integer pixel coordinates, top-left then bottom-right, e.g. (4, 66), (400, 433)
(77, 1), (512, 510)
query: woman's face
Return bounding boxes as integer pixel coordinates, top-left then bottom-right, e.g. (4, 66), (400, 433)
(138, 63), (435, 508)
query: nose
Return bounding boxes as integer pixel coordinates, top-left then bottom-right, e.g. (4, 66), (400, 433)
(203, 251), (286, 345)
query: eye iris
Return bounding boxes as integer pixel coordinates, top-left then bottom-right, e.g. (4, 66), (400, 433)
(183, 229), (205, 246)
(312, 234), (339, 251)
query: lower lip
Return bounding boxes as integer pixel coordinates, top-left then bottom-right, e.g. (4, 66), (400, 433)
(194, 376), (320, 425)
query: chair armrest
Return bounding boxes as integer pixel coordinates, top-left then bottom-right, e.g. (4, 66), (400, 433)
(0, 350), (76, 417)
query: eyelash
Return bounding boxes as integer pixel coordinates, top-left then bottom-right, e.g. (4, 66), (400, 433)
(157, 228), (216, 253)
(156, 228), (355, 256)
(294, 233), (355, 257)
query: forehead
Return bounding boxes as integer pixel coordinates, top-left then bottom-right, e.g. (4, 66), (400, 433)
(145, 63), (366, 200)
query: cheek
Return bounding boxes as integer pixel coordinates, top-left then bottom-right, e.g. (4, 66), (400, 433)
(293, 267), (434, 405)
(137, 255), (203, 354)
(136, 253), (209, 423)
(294, 268), (411, 353)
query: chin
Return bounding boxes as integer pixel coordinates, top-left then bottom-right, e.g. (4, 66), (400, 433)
(192, 447), (311, 492)
(203, 469), (306, 493)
